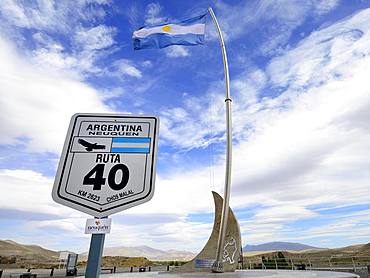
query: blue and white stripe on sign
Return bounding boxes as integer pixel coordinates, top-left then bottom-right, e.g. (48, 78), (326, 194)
(111, 137), (151, 153)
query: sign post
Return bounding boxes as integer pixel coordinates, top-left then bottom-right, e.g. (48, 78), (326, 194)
(85, 217), (107, 278)
(52, 113), (159, 277)
(85, 233), (105, 278)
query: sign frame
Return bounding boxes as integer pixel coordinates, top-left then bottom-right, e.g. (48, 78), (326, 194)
(52, 113), (159, 217)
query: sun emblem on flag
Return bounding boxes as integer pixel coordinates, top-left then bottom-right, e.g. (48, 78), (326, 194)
(162, 25), (171, 32)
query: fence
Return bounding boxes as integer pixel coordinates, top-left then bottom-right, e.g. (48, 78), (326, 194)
(0, 265), (171, 278)
(242, 255), (370, 276)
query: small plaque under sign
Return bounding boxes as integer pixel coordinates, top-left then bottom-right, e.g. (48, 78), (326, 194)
(85, 218), (112, 234)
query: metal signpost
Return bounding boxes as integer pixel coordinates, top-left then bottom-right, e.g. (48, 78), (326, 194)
(84, 216), (108, 278)
(52, 113), (159, 278)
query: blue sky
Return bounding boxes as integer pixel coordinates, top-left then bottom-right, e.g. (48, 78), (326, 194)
(0, 0), (370, 254)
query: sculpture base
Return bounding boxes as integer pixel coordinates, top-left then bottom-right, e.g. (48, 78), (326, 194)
(170, 191), (242, 273)
(211, 261), (223, 273)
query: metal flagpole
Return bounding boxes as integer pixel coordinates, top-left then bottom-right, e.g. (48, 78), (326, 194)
(208, 7), (233, 273)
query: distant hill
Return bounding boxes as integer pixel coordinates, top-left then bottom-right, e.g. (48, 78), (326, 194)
(297, 243), (369, 257)
(0, 239), (60, 268)
(242, 242), (370, 267)
(359, 243), (370, 255)
(0, 239), (59, 260)
(243, 242), (322, 252)
(0, 239), (194, 266)
(81, 245), (195, 261)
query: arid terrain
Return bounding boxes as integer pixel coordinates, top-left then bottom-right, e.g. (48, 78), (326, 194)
(1, 239), (369, 270)
(243, 243), (370, 268)
(0, 239), (191, 269)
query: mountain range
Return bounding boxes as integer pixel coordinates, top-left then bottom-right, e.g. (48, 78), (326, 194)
(243, 241), (323, 252)
(2, 239), (369, 264)
(80, 245), (196, 261)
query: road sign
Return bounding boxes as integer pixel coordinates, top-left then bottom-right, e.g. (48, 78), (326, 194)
(52, 113), (159, 217)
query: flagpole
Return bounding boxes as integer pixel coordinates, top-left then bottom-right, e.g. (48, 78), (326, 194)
(208, 7), (233, 273)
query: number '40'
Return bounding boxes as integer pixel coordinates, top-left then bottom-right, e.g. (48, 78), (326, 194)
(83, 164), (129, 191)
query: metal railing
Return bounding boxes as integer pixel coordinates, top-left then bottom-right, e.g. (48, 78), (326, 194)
(0, 265), (173, 278)
(242, 255), (370, 273)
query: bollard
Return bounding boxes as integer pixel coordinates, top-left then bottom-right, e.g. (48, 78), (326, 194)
(148, 266), (151, 272)
(350, 257), (356, 272)
(167, 265), (170, 271)
(328, 258), (333, 270)
(130, 266), (133, 273)
(50, 268), (54, 276)
(367, 265), (370, 274)
(113, 266), (116, 273)
(0, 269), (3, 278)
(66, 267), (77, 277)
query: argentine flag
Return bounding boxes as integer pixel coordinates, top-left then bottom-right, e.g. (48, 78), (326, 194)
(111, 137), (151, 153)
(133, 13), (207, 50)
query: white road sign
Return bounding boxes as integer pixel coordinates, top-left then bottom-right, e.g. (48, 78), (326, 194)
(52, 113), (159, 217)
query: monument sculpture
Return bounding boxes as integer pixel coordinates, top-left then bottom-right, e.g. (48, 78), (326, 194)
(171, 191), (242, 272)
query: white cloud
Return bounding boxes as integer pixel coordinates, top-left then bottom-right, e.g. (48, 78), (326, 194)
(145, 2), (166, 25)
(105, 219), (212, 252)
(0, 0), (30, 28)
(0, 0), (108, 33)
(241, 219), (370, 247)
(313, 0), (340, 15)
(109, 59), (143, 78)
(159, 102), (221, 150)
(158, 68), (265, 151)
(267, 19), (369, 88)
(253, 206), (317, 224)
(231, 59), (370, 206)
(0, 36), (111, 153)
(29, 218), (84, 234)
(74, 25), (116, 51)
(32, 45), (78, 73)
(166, 45), (190, 58)
(208, 0), (340, 54)
(0, 169), (78, 217)
(125, 2), (140, 30)
(0, 1), (116, 76)
(141, 60), (153, 68)
(210, 1), (304, 42)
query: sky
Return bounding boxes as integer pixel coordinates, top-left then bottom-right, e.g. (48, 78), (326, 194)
(0, 0), (370, 254)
